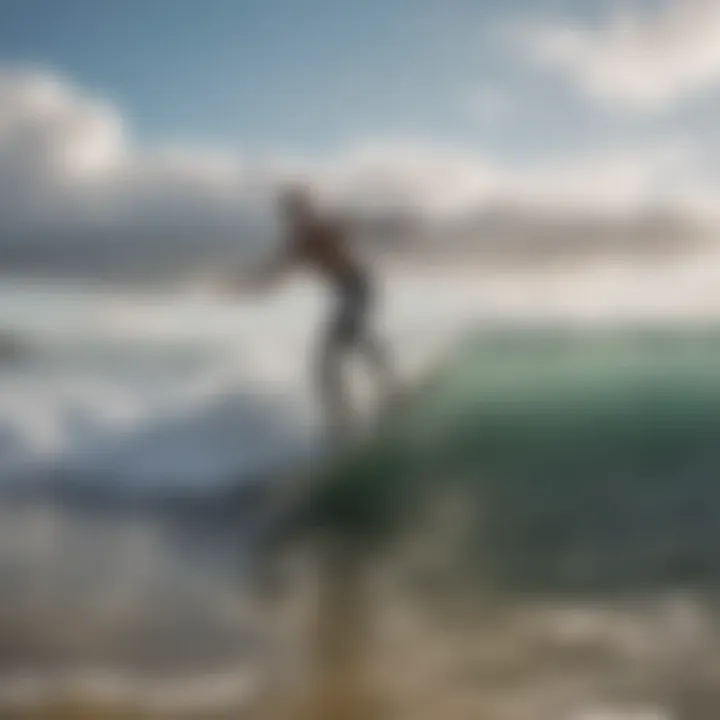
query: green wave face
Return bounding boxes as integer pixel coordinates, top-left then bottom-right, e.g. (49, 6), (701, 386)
(315, 325), (720, 598)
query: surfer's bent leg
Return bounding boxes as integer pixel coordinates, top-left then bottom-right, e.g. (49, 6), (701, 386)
(316, 269), (395, 434)
(316, 289), (355, 436)
(353, 272), (395, 404)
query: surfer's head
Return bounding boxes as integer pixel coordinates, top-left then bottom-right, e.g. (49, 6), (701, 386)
(279, 183), (314, 225)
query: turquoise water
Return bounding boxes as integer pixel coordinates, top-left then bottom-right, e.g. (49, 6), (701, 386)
(320, 325), (720, 597)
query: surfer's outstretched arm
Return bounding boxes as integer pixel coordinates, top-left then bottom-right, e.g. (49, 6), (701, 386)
(213, 242), (298, 296)
(252, 247), (297, 290)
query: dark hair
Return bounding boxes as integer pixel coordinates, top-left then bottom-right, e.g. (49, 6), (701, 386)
(281, 183), (310, 202)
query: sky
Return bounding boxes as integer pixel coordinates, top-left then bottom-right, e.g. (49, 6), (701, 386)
(1, 0), (720, 277)
(0, 0), (578, 153)
(0, 0), (691, 155)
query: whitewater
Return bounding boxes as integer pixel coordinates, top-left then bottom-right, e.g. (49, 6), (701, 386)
(0, 270), (487, 492)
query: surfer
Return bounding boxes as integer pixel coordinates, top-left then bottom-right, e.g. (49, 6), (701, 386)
(234, 185), (394, 438)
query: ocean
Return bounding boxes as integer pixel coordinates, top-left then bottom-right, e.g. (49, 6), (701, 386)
(0, 263), (719, 718)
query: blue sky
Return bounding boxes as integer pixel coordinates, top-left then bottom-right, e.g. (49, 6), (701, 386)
(0, 0), (640, 157)
(1, 0), (720, 274)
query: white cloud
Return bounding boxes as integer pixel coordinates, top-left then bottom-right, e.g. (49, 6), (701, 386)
(318, 139), (697, 219)
(0, 69), (277, 275)
(516, 0), (720, 112)
(502, 142), (696, 213)
(0, 67), (716, 278)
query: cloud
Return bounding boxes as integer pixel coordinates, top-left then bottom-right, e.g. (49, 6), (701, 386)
(515, 0), (720, 112)
(0, 69), (282, 278)
(320, 139), (699, 220)
(0, 68), (716, 279)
